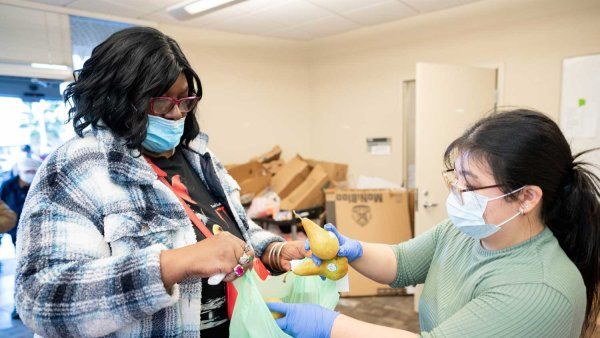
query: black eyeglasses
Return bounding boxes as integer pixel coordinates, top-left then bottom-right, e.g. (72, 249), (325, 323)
(442, 169), (502, 205)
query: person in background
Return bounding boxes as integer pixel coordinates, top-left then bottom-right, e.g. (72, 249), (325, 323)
(1, 156), (41, 319)
(0, 157), (41, 248)
(268, 109), (600, 338)
(0, 199), (17, 272)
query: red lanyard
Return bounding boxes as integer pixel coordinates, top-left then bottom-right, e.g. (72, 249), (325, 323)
(144, 156), (213, 238)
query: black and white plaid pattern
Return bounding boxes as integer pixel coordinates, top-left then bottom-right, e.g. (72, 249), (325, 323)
(15, 128), (283, 337)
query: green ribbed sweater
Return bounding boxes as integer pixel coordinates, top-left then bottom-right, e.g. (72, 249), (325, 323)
(390, 219), (586, 338)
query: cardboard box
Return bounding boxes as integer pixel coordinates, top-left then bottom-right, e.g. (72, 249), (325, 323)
(306, 159), (348, 182)
(227, 161), (270, 203)
(280, 165), (330, 211)
(251, 145), (282, 164)
(264, 159), (284, 176)
(271, 156), (310, 199)
(325, 188), (412, 296)
(240, 176), (270, 200)
(227, 161), (264, 182)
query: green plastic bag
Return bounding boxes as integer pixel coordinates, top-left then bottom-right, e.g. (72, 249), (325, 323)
(229, 269), (340, 338)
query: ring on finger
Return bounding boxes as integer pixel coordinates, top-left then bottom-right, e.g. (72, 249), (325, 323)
(238, 252), (252, 265)
(233, 264), (245, 277)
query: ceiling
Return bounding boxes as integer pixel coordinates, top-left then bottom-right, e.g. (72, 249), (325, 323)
(30, 0), (482, 40)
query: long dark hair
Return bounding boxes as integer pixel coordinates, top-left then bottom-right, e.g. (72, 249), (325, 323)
(64, 26), (202, 150)
(444, 108), (599, 334)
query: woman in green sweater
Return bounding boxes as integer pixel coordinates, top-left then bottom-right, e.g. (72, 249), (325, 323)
(267, 109), (600, 338)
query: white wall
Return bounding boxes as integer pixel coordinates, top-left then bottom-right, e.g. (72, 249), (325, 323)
(0, 3), (313, 166)
(307, 0), (600, 183)
(2, 0), (599, 174)
(159, 24), (312, 165)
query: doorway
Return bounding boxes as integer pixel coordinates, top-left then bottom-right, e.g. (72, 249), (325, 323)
(405, 63), (498, 311)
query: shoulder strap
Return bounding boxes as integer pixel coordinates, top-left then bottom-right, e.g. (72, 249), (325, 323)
(144, 155), (213, 239)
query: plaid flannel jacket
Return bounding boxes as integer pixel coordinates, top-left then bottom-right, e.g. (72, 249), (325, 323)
(15, 128), (283, 337)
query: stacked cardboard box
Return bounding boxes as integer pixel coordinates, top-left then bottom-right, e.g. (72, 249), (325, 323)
(264, 159), (284, 176)
(227, 146), (348, 211)
(280, 164), (329, 211)
(227, 147), (418, 298)
(251, 145), (282, 164)
(271, 156), (311, 199)
(226, 161), (270, 204)
(306, 159), (348, 183)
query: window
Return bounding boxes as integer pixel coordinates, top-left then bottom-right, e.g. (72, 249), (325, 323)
(0, 17), (134, 180)
(0, 76), (72, 178)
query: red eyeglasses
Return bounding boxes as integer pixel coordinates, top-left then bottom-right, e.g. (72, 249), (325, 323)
(149, 96), (199, 116)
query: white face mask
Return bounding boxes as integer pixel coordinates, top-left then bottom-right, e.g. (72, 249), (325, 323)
(19, 171), (36, 184)
(446, 186), (525, 240)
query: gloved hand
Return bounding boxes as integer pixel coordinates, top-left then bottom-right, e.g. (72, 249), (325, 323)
(266, 302), (339, 338)
(305, 223), (363, 266)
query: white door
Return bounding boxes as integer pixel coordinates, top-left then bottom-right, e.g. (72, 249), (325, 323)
(414, 63), (497, 310)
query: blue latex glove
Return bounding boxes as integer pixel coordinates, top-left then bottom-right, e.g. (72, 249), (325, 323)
(266, 302), (339, 338)
(305, 223), (363, 266)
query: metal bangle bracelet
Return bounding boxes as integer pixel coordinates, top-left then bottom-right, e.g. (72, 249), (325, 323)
(279, 242), (287, 271)
(268, 243), (277, 270)
(269, 243), (280, 271)
(274, 242), (285, 271)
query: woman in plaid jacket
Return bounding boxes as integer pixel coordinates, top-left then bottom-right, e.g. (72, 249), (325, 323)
(15, 27), (306, 337)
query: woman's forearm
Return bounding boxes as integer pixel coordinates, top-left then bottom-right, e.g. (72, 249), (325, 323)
(332, 314), (419, 338)
(350, 242), (398, 285)
(160, 249), (188, 292)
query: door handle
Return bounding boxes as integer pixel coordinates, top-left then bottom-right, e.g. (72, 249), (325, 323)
(422, 202), (438, 209)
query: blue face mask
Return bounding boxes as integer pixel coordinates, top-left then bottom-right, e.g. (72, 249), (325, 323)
(446, 186), (525, 240)
(142, 115), (185, 153)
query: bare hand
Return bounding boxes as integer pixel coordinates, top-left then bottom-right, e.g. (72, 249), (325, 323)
(279, 240), (310, 271)
(160, 231), (254, 290)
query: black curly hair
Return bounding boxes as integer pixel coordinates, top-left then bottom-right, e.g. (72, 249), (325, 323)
(64, 26), (202, 150)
